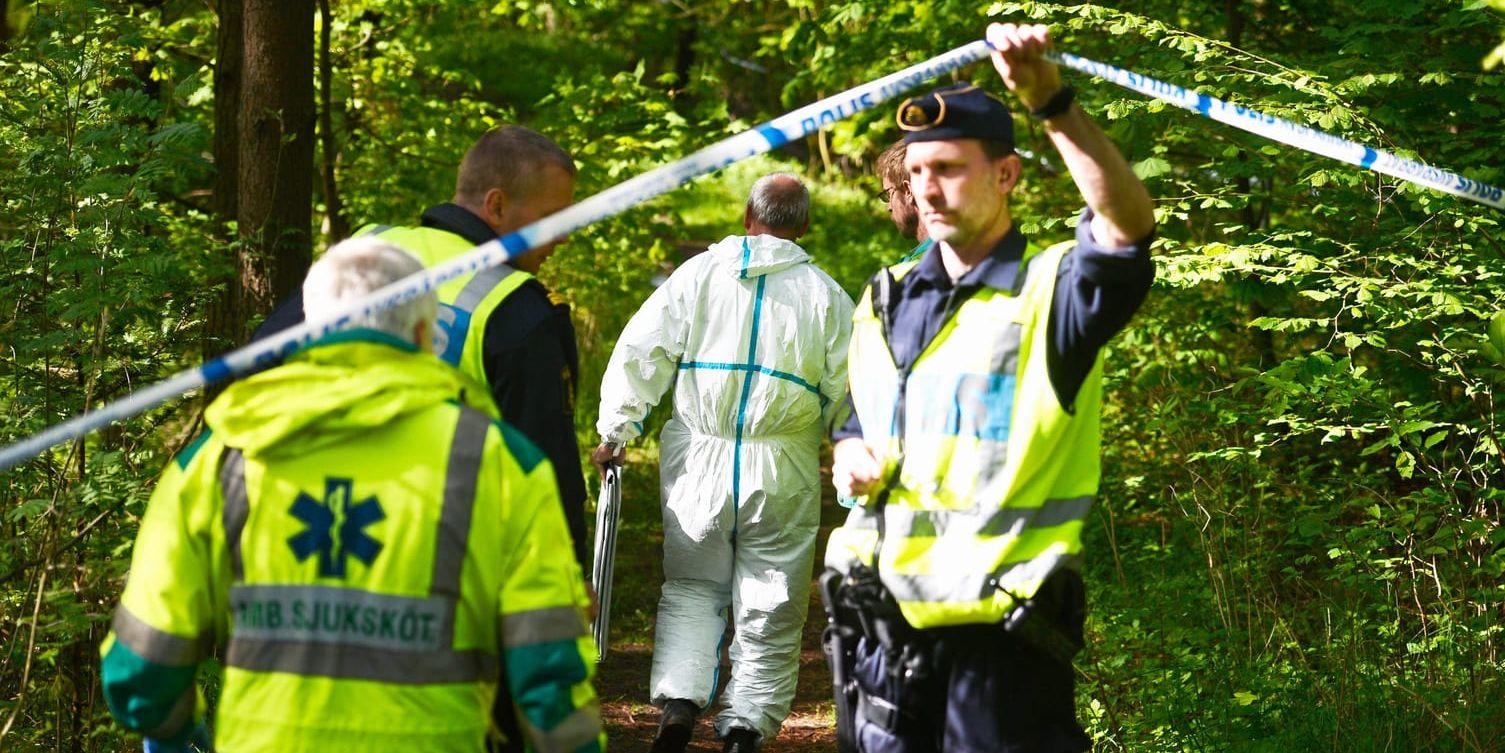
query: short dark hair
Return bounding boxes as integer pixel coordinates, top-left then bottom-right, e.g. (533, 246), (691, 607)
(454, 125), (576, 204)
(746, 173), (810, 233)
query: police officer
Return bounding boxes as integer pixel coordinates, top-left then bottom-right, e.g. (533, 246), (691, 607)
(102, 238), (602, 753)
(824, 23), (1156, 752)
(254, 125), (591, 571)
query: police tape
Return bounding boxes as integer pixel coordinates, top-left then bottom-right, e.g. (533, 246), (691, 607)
(4, 39), (1499, 472)
(0, 40), (994, 473)
(1047, 51), (1505, 211)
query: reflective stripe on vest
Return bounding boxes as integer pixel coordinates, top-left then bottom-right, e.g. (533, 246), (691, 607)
(218, 407), (497, 683)
(221, 447), (249, 580)
(827, 240), (1102, 629)
(358, 223), (530, 372)
(433, 263), (519, 367)
(883, 549), (1084, 605)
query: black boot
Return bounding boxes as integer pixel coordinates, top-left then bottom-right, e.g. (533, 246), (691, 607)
(723, 727), (759, 753)
(650, 699), (698, 753)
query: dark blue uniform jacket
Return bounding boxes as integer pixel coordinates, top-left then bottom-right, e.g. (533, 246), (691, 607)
(834, 209), (1154, 441)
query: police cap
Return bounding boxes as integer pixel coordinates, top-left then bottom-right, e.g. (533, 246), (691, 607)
(897, 82), (1014, 150)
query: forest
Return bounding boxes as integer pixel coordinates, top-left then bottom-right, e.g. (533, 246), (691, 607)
(1, 0), (1503, 751)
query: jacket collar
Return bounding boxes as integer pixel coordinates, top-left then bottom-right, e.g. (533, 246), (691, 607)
(911, 224), (1028, 292)
(420, 203), (498, 246)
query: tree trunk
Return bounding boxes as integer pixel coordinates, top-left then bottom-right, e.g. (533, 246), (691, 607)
(204, 0), (244, 360)
(318, 0), (348, 243)
(213, 0), (242, 224)
(1226, 0), (1277, 367)
(0, 1), (14, 53)
(238, 0), (315, 321)
(669, 23), (697, 114)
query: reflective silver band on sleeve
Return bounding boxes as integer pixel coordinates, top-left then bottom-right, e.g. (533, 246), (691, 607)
(112, 606), (213, 667)
(501, 605), (587, 648)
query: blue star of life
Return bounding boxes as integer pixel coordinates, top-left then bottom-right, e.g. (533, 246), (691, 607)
(287, 477), (385, 578)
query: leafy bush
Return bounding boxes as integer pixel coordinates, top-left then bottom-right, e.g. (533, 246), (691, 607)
(2, 1), (1503, 751)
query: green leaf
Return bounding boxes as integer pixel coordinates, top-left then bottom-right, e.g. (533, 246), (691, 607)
(1132, 157), (1172, 180)
(1397, 420), (1436, 437)
(1396, 451), (1416, 479)
(1487, 312), (1505, 362)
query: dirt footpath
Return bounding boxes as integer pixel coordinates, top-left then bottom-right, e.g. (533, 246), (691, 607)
(593, 482), (844, 753)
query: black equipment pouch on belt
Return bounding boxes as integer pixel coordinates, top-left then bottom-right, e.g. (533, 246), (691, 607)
(839, 563), (911, 654)
(833, 564), (936, 736)
(818, 569), (861, 753)
(836, 565), (1087, 738)
(1000, 571), (1087, 667)
(848, 626), (931, 735)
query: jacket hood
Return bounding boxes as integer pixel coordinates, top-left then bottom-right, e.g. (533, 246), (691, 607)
(205, 330), (495, 458)
(707, 234), (810, 279)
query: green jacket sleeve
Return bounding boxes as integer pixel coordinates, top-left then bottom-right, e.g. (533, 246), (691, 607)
(492, 422), (604, 753)
(100, 434), (224, 741)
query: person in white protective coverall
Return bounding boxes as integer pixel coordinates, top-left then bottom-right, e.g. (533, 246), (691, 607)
(593, 173), (855, 753)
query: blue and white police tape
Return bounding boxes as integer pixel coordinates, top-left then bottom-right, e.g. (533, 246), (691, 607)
(6, 39), (1497, 473)
(0, 40), (993, 473)
(1046, 50), (1505, 211)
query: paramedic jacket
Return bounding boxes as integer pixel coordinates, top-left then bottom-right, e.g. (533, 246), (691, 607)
(254, 203), (590, 568)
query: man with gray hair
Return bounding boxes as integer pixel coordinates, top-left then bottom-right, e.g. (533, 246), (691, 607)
(255, 125), (593, 579)
(101, 237), (602, 753)
(301, 236), (439, 346)
(593, 172), (855, 753)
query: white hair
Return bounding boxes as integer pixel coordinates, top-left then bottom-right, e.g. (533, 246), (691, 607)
(302, 237), (437, 350)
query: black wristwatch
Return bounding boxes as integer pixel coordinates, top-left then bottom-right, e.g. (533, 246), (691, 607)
(1029, 84), (1076, 121)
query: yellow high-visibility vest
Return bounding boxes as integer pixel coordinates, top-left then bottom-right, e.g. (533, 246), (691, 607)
(825, 241), (1101, 629)
(101, 334), (601, 753)
(357, 224), (534, 385)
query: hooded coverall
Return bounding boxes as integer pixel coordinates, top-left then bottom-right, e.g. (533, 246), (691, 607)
(100, 331), (602, 753)
(597, 234), (854, 741)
